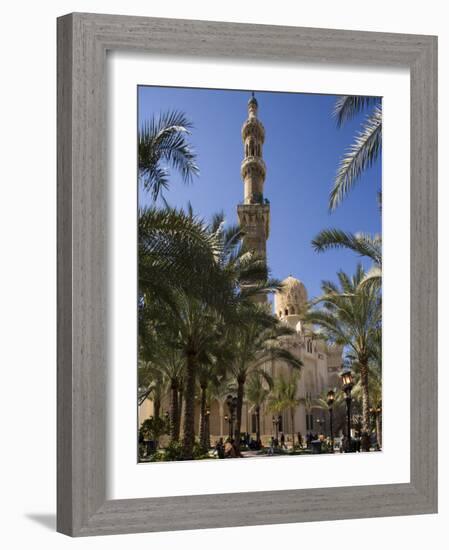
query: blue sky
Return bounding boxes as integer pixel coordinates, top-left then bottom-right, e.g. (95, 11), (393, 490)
(138, 86), (381, 300)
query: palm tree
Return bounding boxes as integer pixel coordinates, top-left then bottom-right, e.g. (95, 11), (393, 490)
(229, 319), (303, 452)
(139, 110), (199, 201)
(304, 265), (381, 451)
(153, 348), (185, 441)
(311, 228), (382, 290)
(352, 327), (382, 447)
(268, 372), (302, 444)
(330, 96), (382, 211)
(167, 293), (223, 459)
(246, 370), (273, 445)
(138, 359), (165, 418)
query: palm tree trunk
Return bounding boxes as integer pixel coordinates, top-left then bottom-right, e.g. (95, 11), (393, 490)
(290, 409), (295, 446)
(376, 412), (382, 449)
(177, 387), (183, 440)
(205, 405), (210, 448)
(182, 350), (197, 459)
(153, 395), (161, 421)
(199, 385), (207, 450)
(255, 406), (261, 445)
(170, 380), (179, 441)
(359, 362), (371, 451)
(234, 378), (245, 453)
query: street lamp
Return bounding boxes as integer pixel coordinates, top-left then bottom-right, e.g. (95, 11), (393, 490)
(340, 367), (354, 452)
(327, 389), (335, 453)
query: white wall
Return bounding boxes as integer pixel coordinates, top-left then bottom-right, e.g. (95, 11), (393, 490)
(0, 0), (446, 547)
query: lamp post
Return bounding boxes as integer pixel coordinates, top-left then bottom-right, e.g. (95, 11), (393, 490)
(340, 367), (354, 453)
(327, 389), (335, 453)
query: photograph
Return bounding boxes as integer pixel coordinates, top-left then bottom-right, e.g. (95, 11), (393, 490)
(137, 85), (382, 462)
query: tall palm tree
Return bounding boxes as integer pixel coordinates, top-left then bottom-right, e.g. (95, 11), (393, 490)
(229, 319), (303, 452)
(352, 327), (382, 447)
(311, 228), (382, 290)
(139, 110), (199, 201)
(246, 370), (273, 445)
(268, 372), (302, 444)
(150, 347), (185, 441)
(304, 265), (381, 451)
(330, 96), (382, 211)
(168, 293), (224, 459)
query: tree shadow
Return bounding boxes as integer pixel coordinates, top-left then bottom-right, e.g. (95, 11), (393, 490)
(25, 513), (56, 531)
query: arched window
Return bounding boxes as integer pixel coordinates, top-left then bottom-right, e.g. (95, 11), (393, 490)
(285, 309), (289, 316)
(290, 306), (295, 314)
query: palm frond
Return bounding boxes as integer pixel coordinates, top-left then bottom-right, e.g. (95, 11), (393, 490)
(333, 95), (380, 127)
(312, 228), (382, 265)
(139, 110), (199, 200)
(330, 106), (382, 211)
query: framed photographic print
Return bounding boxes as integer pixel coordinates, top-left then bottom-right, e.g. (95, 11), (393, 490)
(57, 13), (437, 536)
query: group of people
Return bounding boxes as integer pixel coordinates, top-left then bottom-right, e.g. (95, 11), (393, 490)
(213, 430), (350, 458)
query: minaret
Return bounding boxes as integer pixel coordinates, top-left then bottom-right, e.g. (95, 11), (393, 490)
(237, 93), (270, 302)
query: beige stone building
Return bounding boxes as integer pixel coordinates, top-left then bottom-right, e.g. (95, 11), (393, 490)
(139, 94), (342, 444)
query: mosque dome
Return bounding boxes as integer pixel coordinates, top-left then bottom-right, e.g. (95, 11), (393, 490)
(274, 276), (308, 318)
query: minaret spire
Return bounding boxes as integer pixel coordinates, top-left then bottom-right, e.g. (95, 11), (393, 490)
(237, 93), (270, 302)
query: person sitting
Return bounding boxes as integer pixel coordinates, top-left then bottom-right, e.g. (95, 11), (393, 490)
(224, 438), (237, 458)
(215, 437), (225, 459)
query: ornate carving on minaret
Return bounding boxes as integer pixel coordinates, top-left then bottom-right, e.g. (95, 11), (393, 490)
(237, 94), (270, 263)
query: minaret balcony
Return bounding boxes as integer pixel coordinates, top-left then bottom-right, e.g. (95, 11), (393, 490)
(240, 156), (266, 179)
(237, 202), (270, 238)
(241, 119), (265, 141)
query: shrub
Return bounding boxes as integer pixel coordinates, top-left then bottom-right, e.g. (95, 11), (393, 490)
(164, 440), (183, 461)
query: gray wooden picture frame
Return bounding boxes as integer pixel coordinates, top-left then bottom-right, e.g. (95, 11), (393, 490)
(57, 12), (438, 537)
